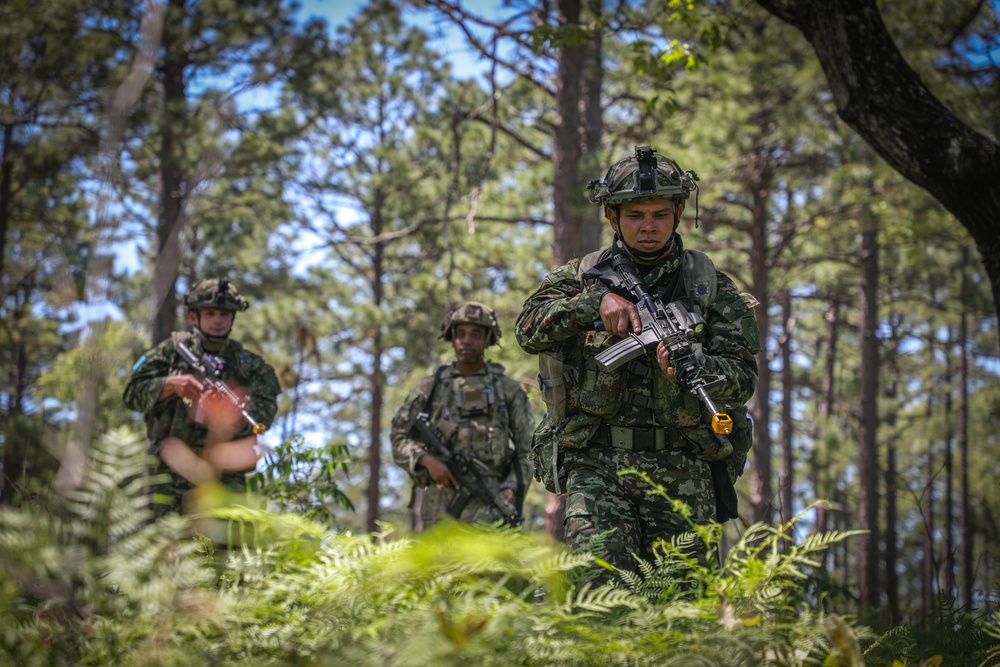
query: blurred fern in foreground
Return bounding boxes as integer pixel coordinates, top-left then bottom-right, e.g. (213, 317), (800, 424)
(0, 429), (993, 666)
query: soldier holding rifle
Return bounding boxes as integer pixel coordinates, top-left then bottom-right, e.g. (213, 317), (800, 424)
(391, 303), (534, 531)
(124, 278), (281, 516)
(515, 146), (761, 580)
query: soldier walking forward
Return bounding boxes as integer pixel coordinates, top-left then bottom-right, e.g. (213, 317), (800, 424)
(391, 303), (534, 531)
(515, 146), (761, 580)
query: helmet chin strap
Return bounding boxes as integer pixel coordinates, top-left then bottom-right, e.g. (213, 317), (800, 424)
(616, 232), (676, 265)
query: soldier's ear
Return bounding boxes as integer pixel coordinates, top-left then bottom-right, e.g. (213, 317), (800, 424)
(606, 207), (619, 233)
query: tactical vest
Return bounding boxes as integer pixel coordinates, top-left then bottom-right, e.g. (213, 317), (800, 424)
(430, 363), (514, 475)
(531, 249), (755, 504)
(536, 247), (718, 432)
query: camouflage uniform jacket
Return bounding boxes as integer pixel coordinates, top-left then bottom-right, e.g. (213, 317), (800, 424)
(123, 332), (281, 452)
(391, 362), (534, 504)
(515, 235), (760, 451)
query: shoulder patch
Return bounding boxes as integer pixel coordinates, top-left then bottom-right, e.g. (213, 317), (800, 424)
(741, 292), (760, 309)
(131, 354), (147, 372)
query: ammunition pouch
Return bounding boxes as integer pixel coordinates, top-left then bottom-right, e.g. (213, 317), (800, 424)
(722, 405), (752, 483)
(530, 413), (600, 494)
(679, 424), (733, 461)
(578, 331), (625, 417)
(530, 417), (566, 495)
(537, 351), (575, 424)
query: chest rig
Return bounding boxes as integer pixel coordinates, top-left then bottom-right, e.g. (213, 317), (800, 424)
(537, 246), (718, 432)
(430, 363), (511, 468)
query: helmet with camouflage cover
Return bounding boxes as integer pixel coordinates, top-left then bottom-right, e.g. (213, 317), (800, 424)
(184, 278), (250, 313)
(440, 302), (501, 347)
(587, 145), (698, 209)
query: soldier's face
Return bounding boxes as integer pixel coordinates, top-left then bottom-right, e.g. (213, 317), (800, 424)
(452, 324), (488, 364)
(190, 308), (235, 338)
(609, 198), (683, 253)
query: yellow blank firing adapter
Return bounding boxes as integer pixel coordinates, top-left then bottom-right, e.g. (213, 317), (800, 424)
(712, 413), (733, 435)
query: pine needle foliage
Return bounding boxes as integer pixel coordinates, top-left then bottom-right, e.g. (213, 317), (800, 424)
(0, 429), (996, 665)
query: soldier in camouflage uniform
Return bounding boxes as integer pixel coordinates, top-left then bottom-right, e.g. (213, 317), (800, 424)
(124, 278), (281, 516)
(515, 146), (761, 579)
(391, 303), (535, 531)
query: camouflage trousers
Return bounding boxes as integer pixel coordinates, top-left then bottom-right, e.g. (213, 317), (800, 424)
(563, 445), (715, 579)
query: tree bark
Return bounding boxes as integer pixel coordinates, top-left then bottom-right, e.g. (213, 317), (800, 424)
(922, 336), (937, 629)
(748, 154), (774, 525)
(366, 234), (385, 534)
(943, 331), (956, 600)
(856, 217), (880, 609)
(779, 290), (793, 527)
(152, 0), (188, 344)
(885, 442), (899, 625)
(544, 0), (605, 541)
(816, 298), (840, 570)
(551, 0), (602, 266)
(883, 323), (902, 626)
(959, 248), (973, 608)
(754, 0), (1000, 329)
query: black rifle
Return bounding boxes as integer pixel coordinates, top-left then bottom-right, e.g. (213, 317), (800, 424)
(175, 341), (267, 435)
(590, 253), (733, 435)
(588, 253), (741, 521)
(410, 412), (522, 527)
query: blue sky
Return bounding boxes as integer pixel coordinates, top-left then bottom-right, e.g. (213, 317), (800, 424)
(295, 0), (508, 80)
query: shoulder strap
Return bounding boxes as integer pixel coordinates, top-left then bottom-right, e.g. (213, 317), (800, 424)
(577, 248), (606, 276)
(487, 362), (510, 430)
(682, 249), (718, 315)
(420, 363), (450, 415)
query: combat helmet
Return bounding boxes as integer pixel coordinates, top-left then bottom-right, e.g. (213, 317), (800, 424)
(440, 302), (501, 346)
(184, 278), (250, 313)
(587, 145), (698, 208)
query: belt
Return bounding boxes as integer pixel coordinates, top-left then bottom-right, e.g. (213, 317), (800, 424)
(591, 424), (679, 451)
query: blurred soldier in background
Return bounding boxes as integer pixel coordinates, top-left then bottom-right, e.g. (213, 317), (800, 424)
(124, 278), (281, 516)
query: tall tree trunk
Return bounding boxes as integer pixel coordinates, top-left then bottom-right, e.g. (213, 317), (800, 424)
(959, 249), (973, 608)
(366, 230), (386, 534)
(551, 0), (598, 266)
(856, 217), (880, 609)
(885, 442), (898, 625)
(748, 159), (774, 525)
(545, 0), (604, 541)
(152, 0), (188, 344)
(943, 333), (956, 600)
(883, 324), (901, 626)
(0, 122), (17, 502)
(816, 298), (840, 569)
(922, 336), (937, 629)
(0, 123), (11, 280)
(822, 299), (840, 419)
(779, 290), (794, 527)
